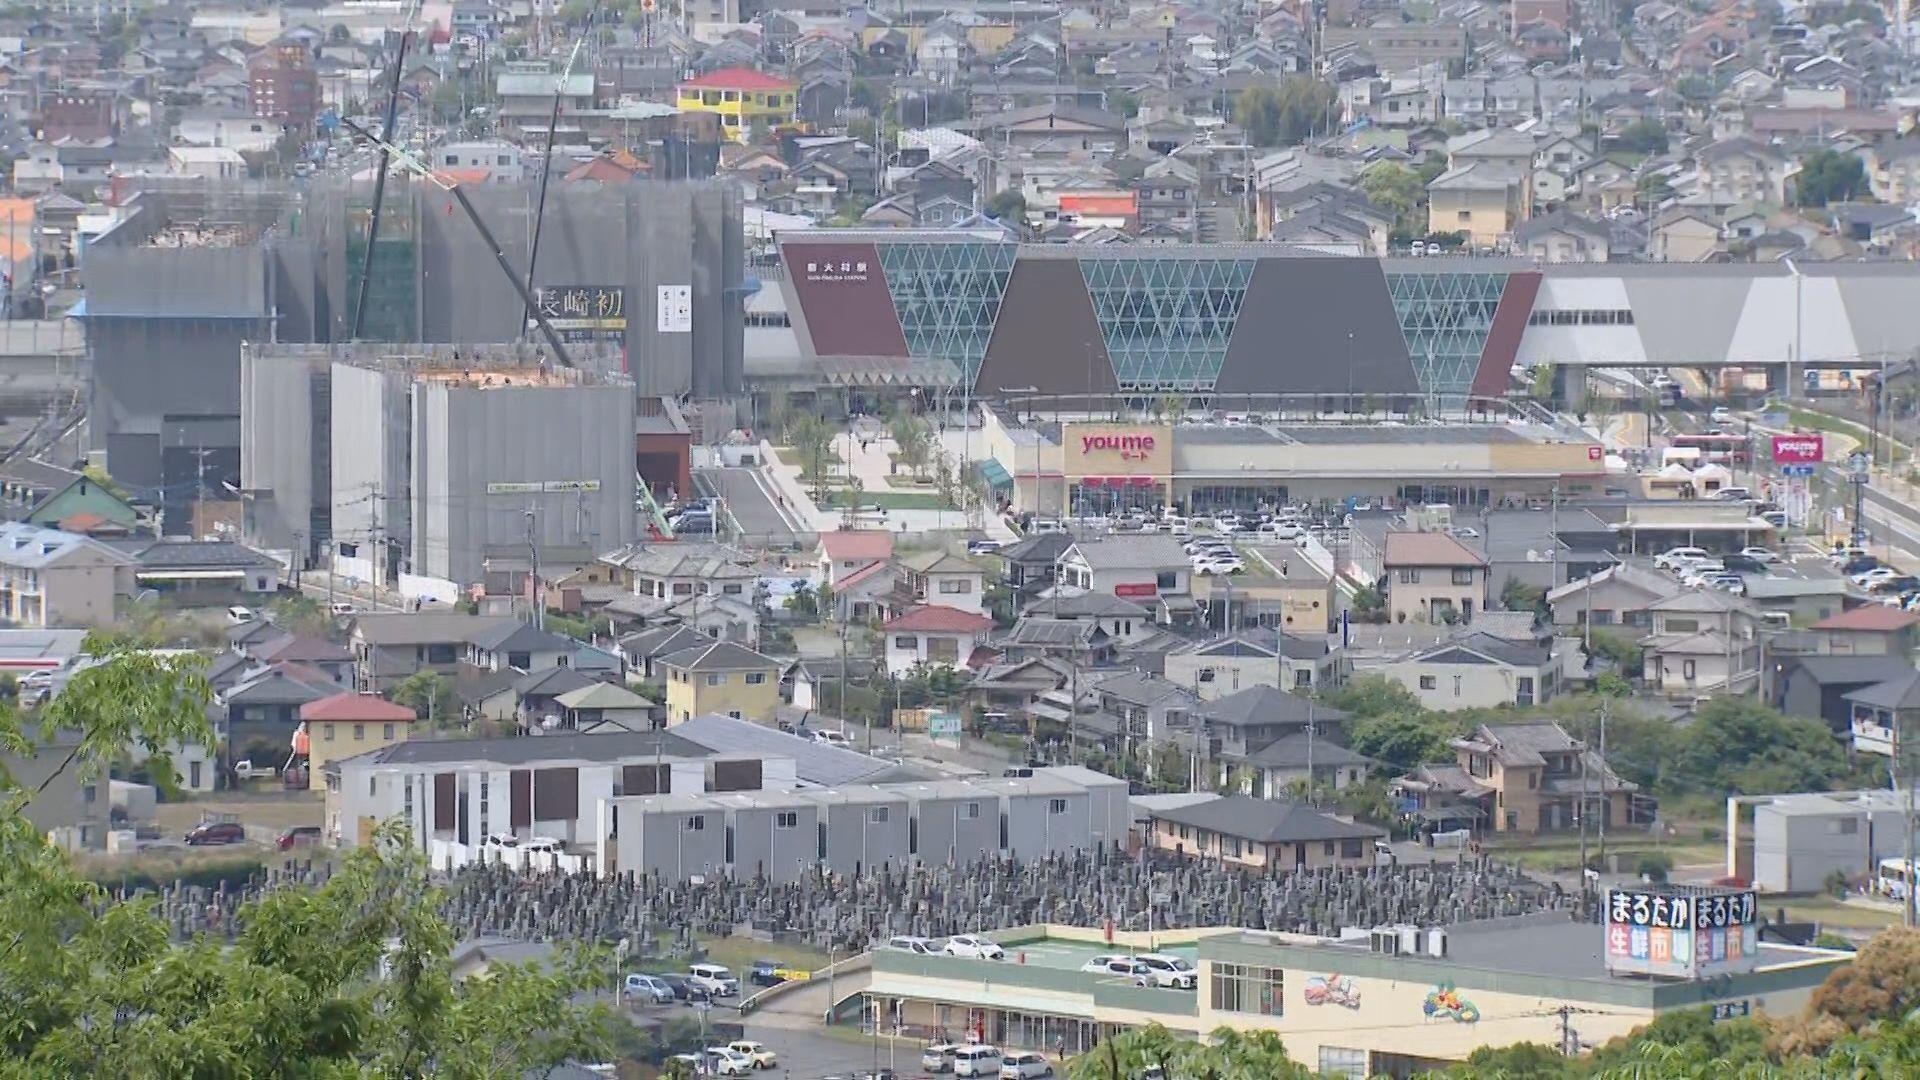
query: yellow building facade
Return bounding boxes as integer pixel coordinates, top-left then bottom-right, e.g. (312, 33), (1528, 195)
(675, 67), (795, 142)
(660, 640), (780, 724)
(299, 692), (415, 791)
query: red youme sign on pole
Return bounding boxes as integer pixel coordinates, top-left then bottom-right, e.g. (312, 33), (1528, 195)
(1771, 435), (1824, 465)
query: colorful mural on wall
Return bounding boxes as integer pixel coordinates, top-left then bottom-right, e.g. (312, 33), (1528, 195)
(1304, 973), (1360, 1009)
(1423, 982), (1481, 1023)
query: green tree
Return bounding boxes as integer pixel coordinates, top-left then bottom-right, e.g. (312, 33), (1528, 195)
(1668, 697), (1850, 796)
(1235, 77), (1336, 147)
(390, 670), (456, 726)
(1795, 148), (1868, 207)
(0, 635), (615, 1074)
(889, 407), (934, 481)
(1498, 577), (1545, 613)
(267, 592), (332, 637)
(985, 189), (1028, 223)
(1359, 160), (1425, 233)
(1322, 673), (1421, 719)
(1613, 119), (1669, 155)
(785, 411), (841, 504)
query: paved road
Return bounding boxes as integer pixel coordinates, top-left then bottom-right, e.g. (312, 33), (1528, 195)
(696, 466), (802, 545)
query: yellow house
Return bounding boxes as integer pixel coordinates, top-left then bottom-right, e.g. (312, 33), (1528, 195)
(298, 692), (415, 790)
(1426, 161), (1527, 247)
(660, 640), (780, 725)
(675, 67), (795, 142)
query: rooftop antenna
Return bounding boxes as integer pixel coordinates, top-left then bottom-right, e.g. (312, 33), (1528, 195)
(525, 29), (594, 340)
(350, 0), (422, 341)
(340, 118), (576, 368)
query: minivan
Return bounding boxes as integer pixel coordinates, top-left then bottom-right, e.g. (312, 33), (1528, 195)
(954, 1045), (1003, 1077)
(687, 963), (739, 997)
(227, 605), (255, 625)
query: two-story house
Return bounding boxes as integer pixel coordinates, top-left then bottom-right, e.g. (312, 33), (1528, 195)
(1196, 686), (1369, 797)
(1867, 138), (1920, 202)
(298, 692), (415, 791)
(1846, 670), (1920, 757)
(1084, 670), (1199, 755)
(1695, 137), (1790, 206)
(1396, 720), (1637, 835)
(996, 532), (1073, 598)
(1641, 590), (1762, 695)
(816, 530), (896, 590)
(1547, 564), (1679, 637)
(1808, 606), (1919, 659)
(348, 612), (523, 693)
(881, 604), (993, 675)
(622, 544), (760, 608)
(0, 521), (134, 627)
(1382, 531), (1490, 625)
(1164, 628), (1333, 699)
(900, 551), (988, 616)
(1056, 536), (1192, 620)
(1374, 632), (1561, 711)
(660, 640), (780, 724)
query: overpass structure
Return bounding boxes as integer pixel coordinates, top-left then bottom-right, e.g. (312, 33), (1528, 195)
(769, 232), (1917, 405)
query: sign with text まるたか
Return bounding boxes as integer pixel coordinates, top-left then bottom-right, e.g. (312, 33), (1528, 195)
(1605, 887), (1758, 979)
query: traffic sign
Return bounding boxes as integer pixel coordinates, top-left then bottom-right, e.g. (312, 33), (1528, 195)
(1780, 464), (1816, 478)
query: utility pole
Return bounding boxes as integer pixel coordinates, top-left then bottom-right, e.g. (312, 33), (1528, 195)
(368, 482), (383, 594)
(1578, 717), (1591, 918)
(524, 507), (543, 631)
(1596, 696), (1610, 878)
(291, 529), (304, 589)
(838, 617), (850, 737)
(1901, 712), (1917, 929)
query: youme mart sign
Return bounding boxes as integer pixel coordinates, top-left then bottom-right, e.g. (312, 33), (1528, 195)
(1063, 423), (1172, 479)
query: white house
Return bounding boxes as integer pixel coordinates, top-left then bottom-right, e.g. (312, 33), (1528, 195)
(167, 146), (247, 181)
(881, 604), (993, 675)
(900, 550), (988, 616)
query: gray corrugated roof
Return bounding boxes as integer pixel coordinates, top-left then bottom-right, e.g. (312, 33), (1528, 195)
(1148, 794), (1384, 843)
(1066, 535), (1189, 570)
(351, 730), (702, 768)
(670, 713), (931, 786)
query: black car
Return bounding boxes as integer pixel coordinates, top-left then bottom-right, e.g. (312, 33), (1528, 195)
(1868, 576), (1920, 595)
(1720, 554), (1768, 573)
(1844, 556), (1881, 576)
(655, 973), (712, 1004)
(185, 821), (246, 846)
(749, 959), (784, 987)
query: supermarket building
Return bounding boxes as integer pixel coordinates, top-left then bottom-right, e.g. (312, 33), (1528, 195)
(855, 915), (1847, 1077)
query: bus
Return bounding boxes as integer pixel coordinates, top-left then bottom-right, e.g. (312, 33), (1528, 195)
(1876, 857), (1913, 900)
(1670, 432), (1751, 467)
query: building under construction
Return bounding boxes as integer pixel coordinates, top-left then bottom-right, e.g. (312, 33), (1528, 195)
(84, 176), (743, 531)
(242, 341), (638, 587)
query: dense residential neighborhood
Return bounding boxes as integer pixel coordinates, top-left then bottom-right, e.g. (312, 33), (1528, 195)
(5, 0), (1920, 1074)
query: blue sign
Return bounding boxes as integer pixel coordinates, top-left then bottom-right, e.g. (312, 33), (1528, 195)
(1781, 464), (1816, 478)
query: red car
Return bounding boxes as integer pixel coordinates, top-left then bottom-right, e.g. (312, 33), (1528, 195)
(276, 826), (321, 851)
(184, 821), (246, 846)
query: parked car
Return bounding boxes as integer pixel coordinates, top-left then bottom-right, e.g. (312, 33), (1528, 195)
(1869, 576), (1920, 595)
(953, 1046), (1004, 1078)
(185, 821), (246, 846)
(1132, 953), (1199, 989)
(1720, 554), (1767, 574)
(1707, 573), (1747, 595)
(887, 935), (939, 956)
(623, 973), (676, 1004)
(726, 1040), (778, 1068)
(655, 973), (710, 1003)
(1191, 557), (1245, 575)
(687, 963), (740, 997)
(1830, 544), (1871, 564)
(1210, 513), (1241, 533)
(808, 729), (853, 748)
(943, 935), (1006, 961)
(1710, 406), (1734, 424)
(922, 1044), (961, 1073)
(1853, 567), (1899, 587)
(1655, 546), (1710, 571)
(966, 539), (1002, 556)
(1711, 486), (1752, 501)
(1028, 519), (1066, 534)
(1000, 1052), (1053, 1079)
(1843, 556), (1881, 576)
(703, 1046), (756, 1075)
(232, 760), (277, 780)
(749, 959), (787, 986)
(1255, 522), (1303, 541)
(276, 825), (321, 851)
(226, 605), (255, 625)
(1738, 546), (1779, 564)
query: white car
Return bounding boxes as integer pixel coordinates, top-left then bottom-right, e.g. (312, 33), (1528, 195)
(887, 935), (939, 955)
(1210, 514), (1241, 533)
(943, 934), (1006, 960)
(1710, 406), (1734, 424)
(923, 1043), (961, 1072)
(703, 1046), (755, 1075)
(1738, 546), (1778, 564)
(807, 729), (853, 748)
(1000, 1051), (1053, 1079)
(1131, 953), (1198, 989)
(1192, 558), (1245, 575)
(725, 1040), (777, 1068)
(1078, 953), (1133, 974)
(1256, 523), (1303, 541)
(1655, 546), (1710, 571)
(687, 963), (740, 996)
(1853, 567), (1898, 587)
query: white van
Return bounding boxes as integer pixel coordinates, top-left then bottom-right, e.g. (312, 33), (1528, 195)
(954, 1045), (1003, 1077)
(226, 605), (255, 625)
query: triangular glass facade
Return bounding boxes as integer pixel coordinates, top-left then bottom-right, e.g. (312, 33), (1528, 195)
(876, 241), (1018, 385)
(1080, 258), (1256, 390)
(1387, 271), (1509, 406)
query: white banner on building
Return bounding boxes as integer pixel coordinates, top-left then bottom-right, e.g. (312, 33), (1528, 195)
(657, 284), (691, 333)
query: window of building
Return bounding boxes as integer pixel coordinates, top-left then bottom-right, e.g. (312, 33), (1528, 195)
(1837, 817), (1859, 835)
(685, 815), (705, 831)
(673, 582), (694, 596)
(496, 154), (511, 166)
(776, 811), (798, 829)
(1319, 1046), (1368, 1078)
(383, 723), (395, 740)
(1453, 675), (1463, 696)
(1458, 210), (1472, 223)
(939, 579), (971, 594)
(894, 635), (918, 649)
(1419, 675), (1437, 690)
(1049, 798), (1068, 814)
(1451, 568), (1477, 586)
(401, 776), (411, 814)
(1156, 570), (1178, 589)
(965, 801), (981, 819)
(507, 651), (531, 669)
(723, 583), (744, 594)
(1340, 838), (1365, 859)
(324, 724), (336, 741)
(353, 723), (365, 742)
(869, 807), (889, 824)
(1398, 568), (1422, 584)
(706, 674), (725, 687)
(1683, 659), (1697, 681)
(1323, 841), (1334, 856)
(1210, 962), (1284, 1016)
